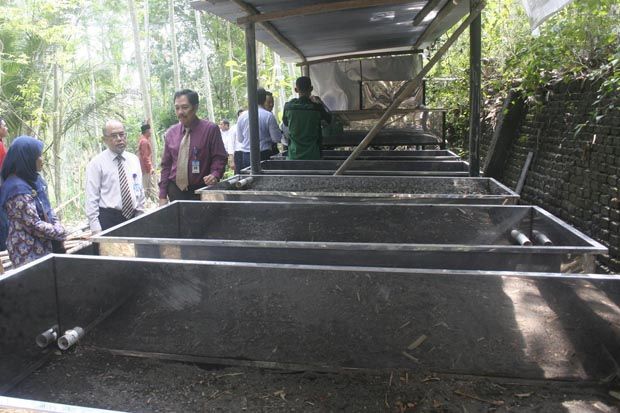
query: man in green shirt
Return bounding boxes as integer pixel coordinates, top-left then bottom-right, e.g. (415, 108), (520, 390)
(283, 76), (331, 160)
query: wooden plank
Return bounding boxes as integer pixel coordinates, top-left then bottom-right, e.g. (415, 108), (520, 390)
(237, 0), (415, 25)
(515, 151), (534, 195)
(482, 90), (525, 179)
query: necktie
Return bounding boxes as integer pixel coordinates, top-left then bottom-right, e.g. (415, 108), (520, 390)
(115, 155), (134, 219)
(176, 128), (191, 191)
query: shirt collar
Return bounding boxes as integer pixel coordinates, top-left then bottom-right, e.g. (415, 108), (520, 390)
(105, 148), (124, 161)
(182, 117), (201, 133)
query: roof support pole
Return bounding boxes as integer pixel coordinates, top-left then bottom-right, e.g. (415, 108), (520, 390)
(245, 22), (261, 174)
(301, 64), (309, 77)
(468, 0), (482, 177)
(334, 1), (485, 176)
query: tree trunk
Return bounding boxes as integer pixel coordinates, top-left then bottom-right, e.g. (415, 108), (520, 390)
(0, 39), (3, 86)
(86, 16), (99, 152)
(274, 52), (286, 117)
(287, 62), (297, 84)
(144, 0), (151, 91)
(227, 22), (239, 112)
(128, 0), (156, 165)
(52, 63), (63, 213)
(34, 64), (53, 137)
(194, 10), (215, 122)
(169, 0), (181, 90)
(257, 41), (265, 76)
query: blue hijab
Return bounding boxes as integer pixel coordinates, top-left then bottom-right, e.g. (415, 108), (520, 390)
(0, 136), (54, 222)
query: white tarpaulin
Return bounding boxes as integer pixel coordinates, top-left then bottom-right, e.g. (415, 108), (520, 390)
(310, 55), (423, 111)
(521, 0), (575, 30)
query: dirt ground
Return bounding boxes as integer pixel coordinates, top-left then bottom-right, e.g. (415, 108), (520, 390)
(7, 346), (620, 413)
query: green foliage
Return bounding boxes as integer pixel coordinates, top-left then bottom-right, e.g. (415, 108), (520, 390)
(1, 0), (299, 224)
(425, 0), (618, 154)
(3, 0), (614, 225)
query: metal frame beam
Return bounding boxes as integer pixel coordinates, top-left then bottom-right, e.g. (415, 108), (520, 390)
(244, 23), (261, 174)
(298, 49), (422, 67)
(237, 0), (415, 25)
(411, 0), (442, 26)
(468, 0), (482, 177)
(231, 0), (307, 62)
(412, 0), (457, 50)
(334, 0), (486, 175)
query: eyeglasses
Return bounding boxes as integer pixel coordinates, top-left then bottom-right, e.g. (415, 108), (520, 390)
(106, 132), (126, 140)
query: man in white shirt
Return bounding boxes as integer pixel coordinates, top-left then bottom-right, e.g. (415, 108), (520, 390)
(219, 119), (236, 173)
(236, 88), (282, 171)
(86, 119), (145, 233)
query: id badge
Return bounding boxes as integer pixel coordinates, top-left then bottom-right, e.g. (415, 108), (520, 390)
(191, 160), (200, 174)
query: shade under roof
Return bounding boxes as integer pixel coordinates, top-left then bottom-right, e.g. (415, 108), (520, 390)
(191, 0), (472, 63)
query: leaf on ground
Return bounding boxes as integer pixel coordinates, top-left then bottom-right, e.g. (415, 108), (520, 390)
(274, 389), (287, 401)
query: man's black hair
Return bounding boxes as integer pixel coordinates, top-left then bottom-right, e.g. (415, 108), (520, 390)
(221, 119), (230, 126)
(237, 109), (244, 117)
(174, 89), (199, 106)
(295, 76), (312, 93)
(141, 123), (151, 133)
(257, 88), (272, 106)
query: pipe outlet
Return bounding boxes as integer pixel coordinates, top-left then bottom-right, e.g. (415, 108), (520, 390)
(58, 327), (85, 350)
(235, 176), (254, 189)
(226, 176), (241, 187)
(35, 326), (58, 348)
(532, 230), (553, 245)
(510, 229), (532, 246)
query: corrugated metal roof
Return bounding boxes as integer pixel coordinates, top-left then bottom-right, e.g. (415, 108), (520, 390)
(191, 0), (471, 63)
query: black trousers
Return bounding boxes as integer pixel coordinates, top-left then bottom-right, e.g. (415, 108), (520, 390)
(234, 151), (244, 175)
(241, 150), (274, 171)
(167, 181), (201, 202)
(99, 208), (134, 231)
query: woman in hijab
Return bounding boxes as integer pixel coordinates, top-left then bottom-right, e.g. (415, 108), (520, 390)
(0, 136), (66, 268)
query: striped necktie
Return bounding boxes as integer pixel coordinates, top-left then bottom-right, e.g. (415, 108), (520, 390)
(176, 128), (191, 191)
(115, 155), (134, 219)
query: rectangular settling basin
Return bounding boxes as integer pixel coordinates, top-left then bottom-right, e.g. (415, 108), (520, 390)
(242, 159), (470, 176)
(321, 129), (441, 148)
(3, 254), (620, 402)
(196, 175), (519, 205)
(93, 201), (606, 273)
(272, 149), (460, 161)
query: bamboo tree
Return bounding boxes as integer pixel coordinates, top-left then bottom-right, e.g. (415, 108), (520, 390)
(84, 12), (99, 146)
(51, 62), (63, 212)
(144, 0), (151, 93)
(226, 22), (239, 111)
(287, 62), (297, 89)
(128, 0), (156, 164)
(169, 0), (181, 90)
(257, 41), (265, 75)
(194, 10), (215, 121)
(274, 52), (285, 116)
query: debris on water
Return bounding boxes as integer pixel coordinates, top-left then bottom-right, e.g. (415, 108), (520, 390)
(407, 334), (428, 350)
(401, 351), (419, 363)
(454, 389), (504, 406)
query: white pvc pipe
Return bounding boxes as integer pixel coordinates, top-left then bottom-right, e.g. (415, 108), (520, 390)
(532, 230), (553, 245)
(235, 176), (254, 189)
(57, 327), (85, 350)
(510, 229), (532, 246)
(35, 326), (58, 348)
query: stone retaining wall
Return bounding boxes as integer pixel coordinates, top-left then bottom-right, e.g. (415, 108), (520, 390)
(482, 79), (620, 272)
